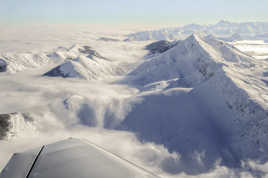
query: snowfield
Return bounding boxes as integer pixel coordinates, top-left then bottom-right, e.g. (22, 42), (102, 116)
(0, 24), (268, 178)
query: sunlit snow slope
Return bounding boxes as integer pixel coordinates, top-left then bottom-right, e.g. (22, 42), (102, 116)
(0, 26), (268, 178)
(121, 34), (268, 174)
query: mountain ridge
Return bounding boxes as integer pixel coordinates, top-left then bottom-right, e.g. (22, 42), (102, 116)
(119, 35), (268, 173)
(126, 20), (268, 41)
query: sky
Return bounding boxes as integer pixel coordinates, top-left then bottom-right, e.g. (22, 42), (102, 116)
(0, 0), (268, 25)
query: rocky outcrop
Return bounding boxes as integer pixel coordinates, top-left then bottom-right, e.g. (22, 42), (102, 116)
(0, 113), (35, 140)
(0, 58), (7, 72)
(97, 37), (120, 42)
(0, 114), (11, 139)
(145, 40), (177, 55)
(78, 46), (108, 60)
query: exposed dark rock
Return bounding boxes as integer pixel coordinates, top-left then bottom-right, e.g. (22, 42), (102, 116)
(80, 46), (108, 60)
(0, 114), (11, 139)
(145, 40), (178, 55)
(97, 37), (120, 42)
(22, 113), (34, 122)
(0, 58), (7, 72)
(0, 113), (35, 140)
(262, 79), (268, 86)
(43, 65), (69, 78)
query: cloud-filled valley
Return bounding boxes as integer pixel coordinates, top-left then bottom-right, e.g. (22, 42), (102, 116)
(0, 22), (268, 178)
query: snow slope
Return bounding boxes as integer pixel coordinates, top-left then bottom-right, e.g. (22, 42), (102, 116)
(0, 52), (54, 74)
(120, 34), (268, 174)
(44, 45), (128, 80)
(130, 34), (254, 86)
(0, 26), (268, 178)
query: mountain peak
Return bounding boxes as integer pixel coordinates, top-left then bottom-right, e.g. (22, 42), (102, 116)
(183, 34), (205, 48)
(185, 34), (202, 42)
(217, 20), (232, 25)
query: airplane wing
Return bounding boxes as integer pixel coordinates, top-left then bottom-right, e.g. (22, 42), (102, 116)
(0, 138), (157, 178)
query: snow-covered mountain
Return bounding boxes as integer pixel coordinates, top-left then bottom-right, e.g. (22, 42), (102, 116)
(120, 34), (268, 173)
(0, 28), (268, 177)
(218, 33), (244, 42)
(126, 20), (268, 41)
(130, 34), (253, 85)
(44, 45), (125, 80)
(0, 53), (53, 74)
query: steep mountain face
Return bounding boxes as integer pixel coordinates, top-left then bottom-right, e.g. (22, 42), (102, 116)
(44, 45), (124, 80)
(126, 21), (268, 41)
(120, 34), (268, 174)
(130, 34), (254, 86)
(130, 35), (221, 85)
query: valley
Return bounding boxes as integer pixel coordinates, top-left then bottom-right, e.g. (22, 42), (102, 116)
(0, 23), (268, 177)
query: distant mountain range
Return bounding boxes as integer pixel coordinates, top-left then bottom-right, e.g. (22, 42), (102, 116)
(126, 20), (268, 41)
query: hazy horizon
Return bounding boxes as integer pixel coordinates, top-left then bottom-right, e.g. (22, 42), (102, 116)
(1, 0), (268, 26)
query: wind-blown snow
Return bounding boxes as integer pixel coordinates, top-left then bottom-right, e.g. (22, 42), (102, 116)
(0, 24), (268, 178)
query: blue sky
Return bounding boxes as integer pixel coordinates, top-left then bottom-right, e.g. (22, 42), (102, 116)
(1, 0), (267, 25)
